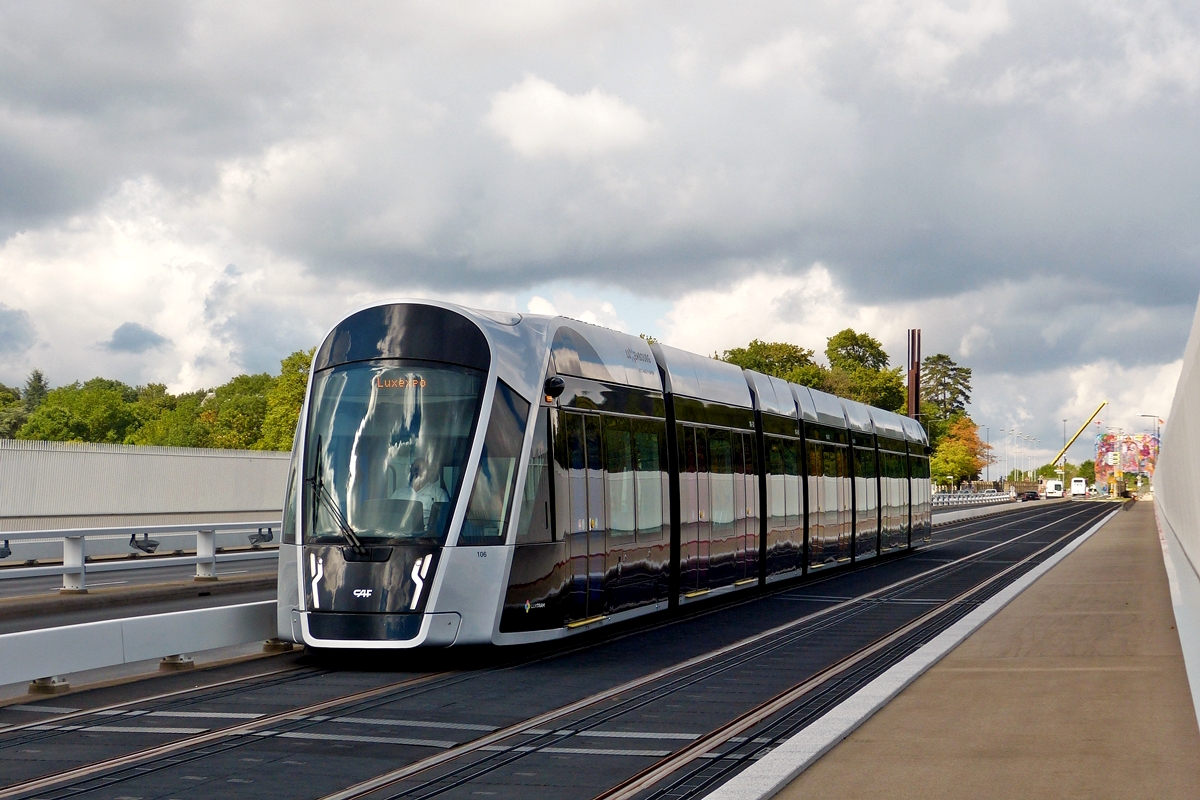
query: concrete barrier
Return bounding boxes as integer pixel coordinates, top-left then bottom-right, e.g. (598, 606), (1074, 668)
(0, 601), (276, 689)
(1154, 294), (1200, 723)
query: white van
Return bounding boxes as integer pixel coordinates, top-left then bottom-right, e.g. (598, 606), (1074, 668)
(1071, 477), (1088, 497)
(1045, 480), (1064, 498)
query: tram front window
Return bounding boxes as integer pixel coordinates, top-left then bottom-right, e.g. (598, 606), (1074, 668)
(305, 361), (485, 546)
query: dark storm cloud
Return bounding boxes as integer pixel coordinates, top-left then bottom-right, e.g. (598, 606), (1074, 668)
(0, 303), (34, 354)
(103, 322), (169, 353)
(1, 1), (1197, 378)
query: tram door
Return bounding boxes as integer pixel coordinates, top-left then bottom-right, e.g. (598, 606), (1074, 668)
(567, 413), (606, 620)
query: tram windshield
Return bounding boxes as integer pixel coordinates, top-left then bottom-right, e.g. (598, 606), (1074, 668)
(304, 360), (485, 545)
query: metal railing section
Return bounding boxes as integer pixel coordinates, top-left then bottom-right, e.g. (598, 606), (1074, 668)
(931, 493), (1016, 509)
(0, 521), (281, 592)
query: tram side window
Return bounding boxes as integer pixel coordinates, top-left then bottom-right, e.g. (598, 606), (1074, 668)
(708, 428), (735, 526)
(460, 382), (530, 545)
(516, 407), (554, 544)
(766, 437), (787, 524)
(634, 419), (667, 541)
(605, 416), (636, 536)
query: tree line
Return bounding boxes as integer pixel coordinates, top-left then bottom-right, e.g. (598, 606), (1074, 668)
(0, 350), (313, 451)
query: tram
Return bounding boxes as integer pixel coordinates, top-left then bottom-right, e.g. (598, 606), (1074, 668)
(276, 301), (932, 649)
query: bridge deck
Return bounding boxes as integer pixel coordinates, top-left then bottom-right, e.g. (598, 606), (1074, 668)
(779, 500), (1200, 799)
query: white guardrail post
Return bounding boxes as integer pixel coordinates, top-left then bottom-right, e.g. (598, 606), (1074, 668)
(196, 528), (217, 581)
(62, 535), (86, 594)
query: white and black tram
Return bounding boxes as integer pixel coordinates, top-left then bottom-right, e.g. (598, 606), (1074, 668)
(276, 301), (932, 649)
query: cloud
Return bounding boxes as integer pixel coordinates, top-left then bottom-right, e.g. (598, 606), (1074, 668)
(485, 75), (655, 158)
(720, 31), (829, 89)
(0, 303), (34, 355)
(0, 1), (1196, 431)
(103, 322), (170, 354)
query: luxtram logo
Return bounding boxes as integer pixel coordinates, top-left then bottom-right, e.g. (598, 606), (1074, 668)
(353, 588), (373, 598)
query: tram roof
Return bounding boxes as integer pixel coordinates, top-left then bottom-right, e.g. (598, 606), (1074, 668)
(804, 386), (851, 429)
(839, 397), (876, 434)
(547, 322), (661, 390)
(651, 343), (753, 409)
(743, 371), (797, 418)
(868, 406), (908, 441)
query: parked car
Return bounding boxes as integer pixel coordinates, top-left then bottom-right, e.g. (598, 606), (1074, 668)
(1020, 490), (1040, 501)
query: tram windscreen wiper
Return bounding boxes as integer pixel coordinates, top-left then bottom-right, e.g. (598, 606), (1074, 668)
(306, 437), (367, 554)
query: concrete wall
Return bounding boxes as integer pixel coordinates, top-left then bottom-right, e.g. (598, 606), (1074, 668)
(1155, 295), (1200, 723)
(0, 439), (290, 532)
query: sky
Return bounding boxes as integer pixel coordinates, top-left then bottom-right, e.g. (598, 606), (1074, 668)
(1, 0), (1197, 467)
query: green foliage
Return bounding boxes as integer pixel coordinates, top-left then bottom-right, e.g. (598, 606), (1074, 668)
(825, 329), (890, 372)
(9, 350), (313, 451)
(17, 378), (140, 443)
(1078, 459), (1096, 483)
(929, 416), (993, 486)
(931, 439), (976, 487)
(638, 333), (659, 345)
(721, 339), (817, 379)
(718, 331), (906, 412)
(921, 354), (972, 418)
(23, 369), (49, 411)
(198, 373), (274, 450)
(257, 349), (314, 451)
(0, 381), (24, 438)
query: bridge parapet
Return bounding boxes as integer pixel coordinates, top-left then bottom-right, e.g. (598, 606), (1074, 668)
(1154, 294), (1200, 723)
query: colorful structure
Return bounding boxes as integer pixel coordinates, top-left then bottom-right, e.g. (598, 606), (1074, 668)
(1095, 432), (1160, 486)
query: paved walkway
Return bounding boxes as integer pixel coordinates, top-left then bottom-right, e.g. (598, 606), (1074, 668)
(778, 501), (1200, 799)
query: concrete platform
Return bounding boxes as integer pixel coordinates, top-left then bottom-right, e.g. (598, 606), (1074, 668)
(777, 500), (1200, 800)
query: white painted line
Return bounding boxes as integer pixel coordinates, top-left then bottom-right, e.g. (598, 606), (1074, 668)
(577, 730), (700, 740)
(146, 711), (265, 719)
(83, 725), (209, 735)
(539, 746), (671, 757)
(7, 704), (80, 714)
(703, 507), (1120, 800)
(275, 731), (456, 748)
(333, 717), (497, 732)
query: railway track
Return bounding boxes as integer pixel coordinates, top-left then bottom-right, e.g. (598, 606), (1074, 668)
(0, 502), (1115, 800)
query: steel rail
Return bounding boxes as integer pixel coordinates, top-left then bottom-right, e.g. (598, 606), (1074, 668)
(596, 505), (1115, 800)
(317, 503), (1102, 800)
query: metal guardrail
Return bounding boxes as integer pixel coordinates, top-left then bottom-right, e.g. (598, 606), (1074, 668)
(931, 493), (1016, 509)
(0, 521), (281, 591)
(0, 600), (276, 688)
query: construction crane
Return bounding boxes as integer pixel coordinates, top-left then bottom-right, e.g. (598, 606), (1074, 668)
(1050, 401), (1107, 473)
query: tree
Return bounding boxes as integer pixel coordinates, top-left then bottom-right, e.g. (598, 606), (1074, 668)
(921, 354), (971, 418)
(22, 369), (49, 411)
(199, 373), (275, 450)
(257, 349), (313, 450)
(929, 416), (994, 486)
(822, 329), (905, 412)
(1078, 459), (1096, 483)
(722, 340), (817, 378)
(825, 329), (890, 372)
(127, 391), (210, 447)
(17, 378), (139, 443)
(0, 382), (25, 438)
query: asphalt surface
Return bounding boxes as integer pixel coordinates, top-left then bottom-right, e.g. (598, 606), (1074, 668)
(0, 501), (1117, 800)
